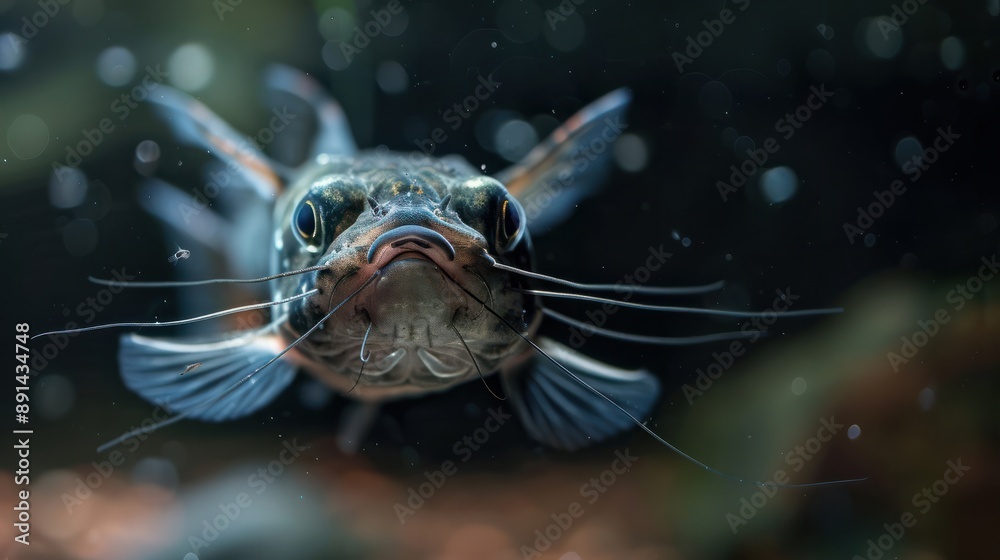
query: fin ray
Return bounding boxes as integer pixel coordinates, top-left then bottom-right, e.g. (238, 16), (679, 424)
(148, 87), (284, 198)
(495, 89), (632, 234)
(264, 64), (357, 158)
(118, 330), (297, 422)
(506, 337), (659, 450)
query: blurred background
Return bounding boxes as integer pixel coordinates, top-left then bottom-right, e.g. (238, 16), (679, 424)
(1, 0), (998, 558)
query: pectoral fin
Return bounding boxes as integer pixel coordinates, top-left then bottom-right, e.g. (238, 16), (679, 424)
(148, 87), (285, 199)
(494, 89), (631, 234)
(264, 64), (357, 159)
(504, 337), (660, 450)
(118, 330), (297, 422)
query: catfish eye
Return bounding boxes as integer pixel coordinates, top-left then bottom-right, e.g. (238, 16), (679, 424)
(295, 199), (319, 242)
(496, 195), (524, 252)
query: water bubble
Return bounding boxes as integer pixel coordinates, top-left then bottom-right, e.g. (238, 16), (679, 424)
(806, 48), (835, 81)
(613, 133), (648, 172)
(318, 8), (355, 41)
(847, 424), (861, 439)
(96, 46), (136, 86)
(759, 166), (798, 204)
(135, 139), (161, 163)
(894, 136), (922, 169)
(0, 32), (26, 71)
(491, 41), (498, 48)
(776, 58), (791, 76)
(7, 114), (49, 159)
(817, 23), (834, 40)
(49, 167), (88, 209)
(322, 40), (351, 71)
(167, 43), (214, 91)
(791, 376), (807, 396)
(381, 8), (409, 37)
(862, 17), (903, 59)
(864, 233), (876, 247)
(494, 119), (537, 162)
(376, 60), (409, 95)
(940, 36), (965, 70)
(734, 135), (755, 158)
(725, 253), (733, 261)
(681, 237), (691, 248)
(698, 81), (732, 120)
(721, 127), (738, 147)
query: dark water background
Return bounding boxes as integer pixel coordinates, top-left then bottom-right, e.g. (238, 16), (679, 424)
(1, 0), (998, 558)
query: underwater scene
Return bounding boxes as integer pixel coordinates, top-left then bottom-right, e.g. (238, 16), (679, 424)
(1, 0), (998, 558)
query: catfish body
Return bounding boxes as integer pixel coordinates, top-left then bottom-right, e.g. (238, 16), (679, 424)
(113, 66), (659, 451)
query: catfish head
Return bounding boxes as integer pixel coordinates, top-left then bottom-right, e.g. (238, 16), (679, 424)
(272, 155), (538, 399)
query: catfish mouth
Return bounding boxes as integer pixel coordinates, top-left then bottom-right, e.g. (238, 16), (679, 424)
(366, 225), (457, 269)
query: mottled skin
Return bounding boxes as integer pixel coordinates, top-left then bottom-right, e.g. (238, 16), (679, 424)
(271, 152), (540, 400)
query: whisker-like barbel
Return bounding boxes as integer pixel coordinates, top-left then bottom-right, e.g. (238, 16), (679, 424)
(487, 255), (726, 296)
(32, 289), (319, 339)
(451, 323), (505, 401)
(87, 263), (329, 288)
(359, 322), (373, 363)
(518, 289), (844, 319)
(542, 308), (763, 345)
(453, 276), (866, 489)
(96, 270), (382, 452)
